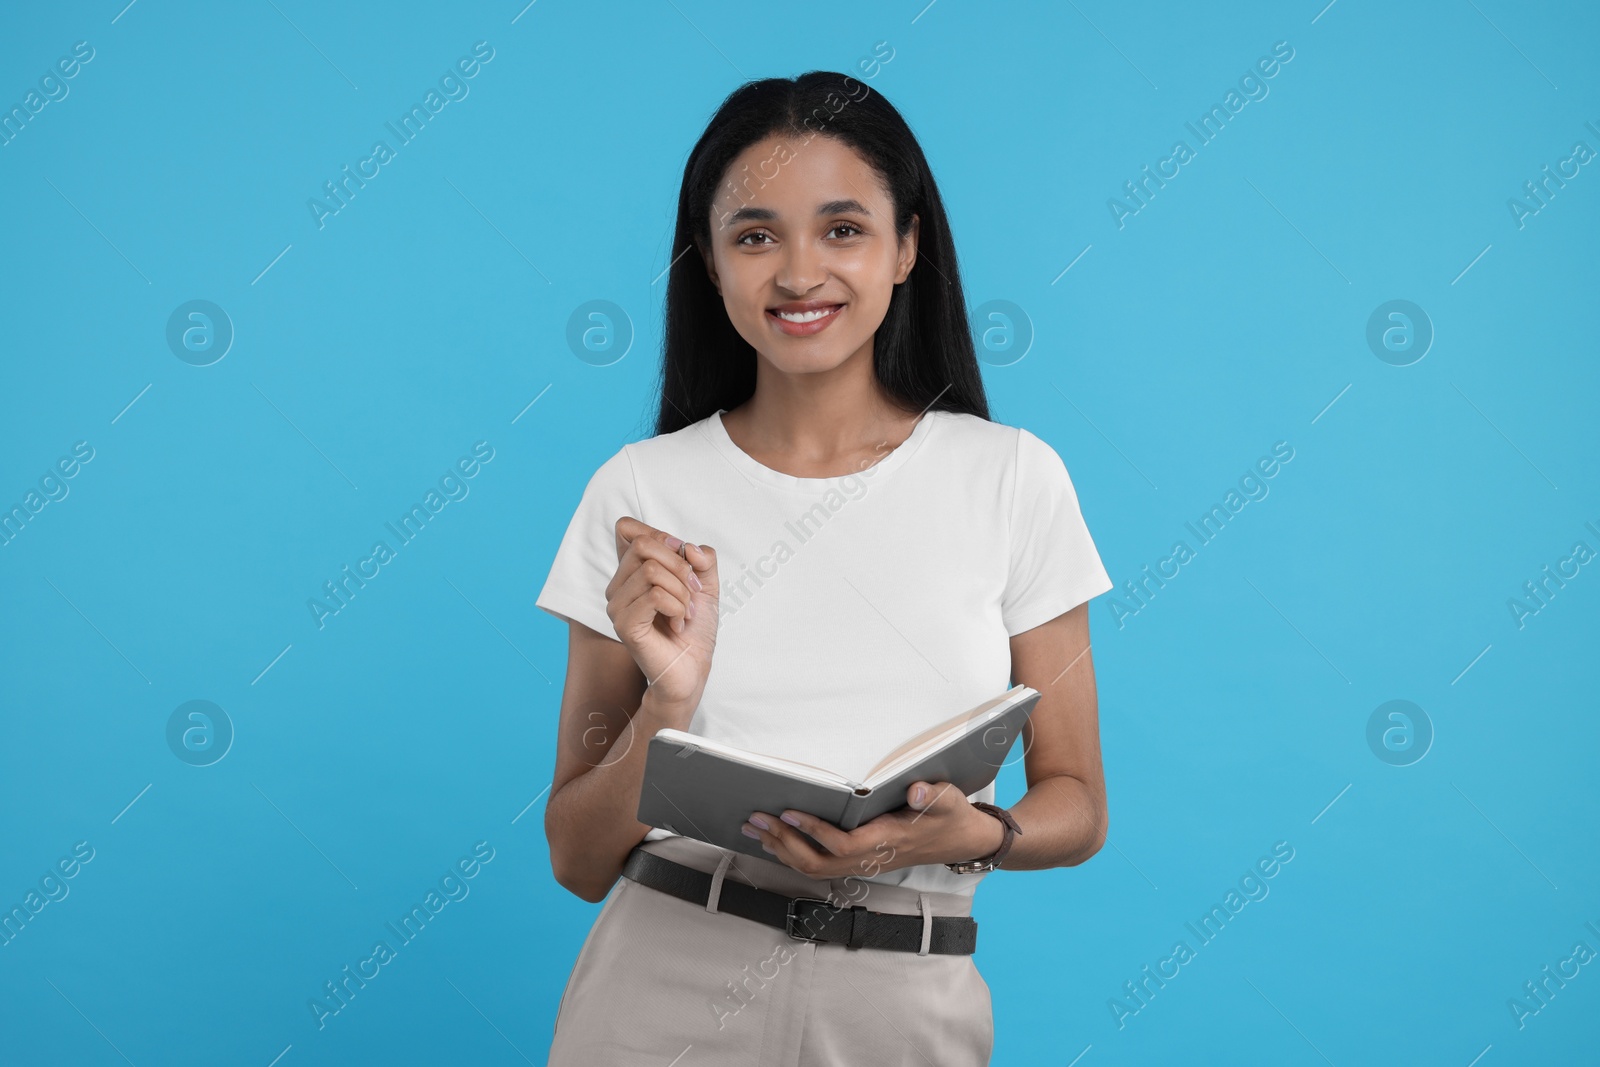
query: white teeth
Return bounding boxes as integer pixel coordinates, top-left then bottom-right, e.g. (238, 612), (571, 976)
(774, 306), (840, 323)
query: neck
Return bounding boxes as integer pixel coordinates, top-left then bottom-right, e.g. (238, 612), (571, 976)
(730, 343), (921, 463)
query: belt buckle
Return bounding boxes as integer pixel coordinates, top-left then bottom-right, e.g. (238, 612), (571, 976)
(785, 896), (844, 943)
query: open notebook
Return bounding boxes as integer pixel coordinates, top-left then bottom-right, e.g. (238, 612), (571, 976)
(635, 684), (1041, 861)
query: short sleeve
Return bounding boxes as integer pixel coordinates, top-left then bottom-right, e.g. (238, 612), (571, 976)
(1001, 428), (1114, 636)
(535, 446), (640, 642)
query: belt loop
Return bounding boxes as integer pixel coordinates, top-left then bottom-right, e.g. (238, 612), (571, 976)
(917, 892), (933, 956)
(705, 851), (735, 914)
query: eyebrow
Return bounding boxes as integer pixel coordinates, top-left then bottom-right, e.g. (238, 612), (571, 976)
(724, 198), (872, 225)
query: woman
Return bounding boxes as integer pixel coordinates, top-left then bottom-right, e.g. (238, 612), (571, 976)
(535, 70), (1114, 1065)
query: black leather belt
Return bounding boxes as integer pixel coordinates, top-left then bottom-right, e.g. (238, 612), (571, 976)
(621, 846), (978, 955)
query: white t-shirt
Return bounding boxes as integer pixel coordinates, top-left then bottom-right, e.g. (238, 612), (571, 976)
(536, 406), (1113, 896)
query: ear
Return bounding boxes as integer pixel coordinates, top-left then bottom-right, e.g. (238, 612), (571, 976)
(894, 213), (919, 284)
(697, 237), (721, 295)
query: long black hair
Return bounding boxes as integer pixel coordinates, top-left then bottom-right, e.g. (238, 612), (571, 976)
(653, 70), (990, 436)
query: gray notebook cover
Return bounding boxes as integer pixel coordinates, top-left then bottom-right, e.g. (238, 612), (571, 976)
(636, 685), (1041, 861)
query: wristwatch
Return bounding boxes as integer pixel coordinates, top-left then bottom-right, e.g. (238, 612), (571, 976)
(944, 801), (1023, 874)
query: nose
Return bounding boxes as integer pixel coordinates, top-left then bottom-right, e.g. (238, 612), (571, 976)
(775, 239), (826, 296)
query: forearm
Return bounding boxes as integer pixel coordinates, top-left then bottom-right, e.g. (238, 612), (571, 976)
(992, 773), (1107, 871)
(545, 689), (684, 902)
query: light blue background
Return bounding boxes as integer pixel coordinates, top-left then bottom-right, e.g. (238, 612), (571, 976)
(2, 1), (1596, 1063)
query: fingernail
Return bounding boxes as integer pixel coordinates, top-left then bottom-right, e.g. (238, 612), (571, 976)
(687, 598), (695, 620)
(665, 535), (684, 550)
(913, 786), (926, 804)
(780, 813), (801, 827)
(749, 815), (770, 831)
(741, 824), (760, 839)
(689, 572), (702, 591)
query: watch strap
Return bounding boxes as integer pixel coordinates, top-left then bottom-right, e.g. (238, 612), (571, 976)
(945, 801), (1023, 873)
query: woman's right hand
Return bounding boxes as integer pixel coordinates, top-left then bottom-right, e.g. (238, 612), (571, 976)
(607, 516), (719, 721)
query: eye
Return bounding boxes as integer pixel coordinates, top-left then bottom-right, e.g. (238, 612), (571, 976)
(827, 222), (863, 239)
(736, 230), (774, 246)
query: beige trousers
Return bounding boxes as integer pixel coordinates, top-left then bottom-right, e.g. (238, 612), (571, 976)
(547, 835), (994, 1065)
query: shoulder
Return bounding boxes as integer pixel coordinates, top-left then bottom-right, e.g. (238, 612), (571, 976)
(953, 417), (1085, 508)
(630, 411), (716, 458)
(616, 412), (717, 476)
(930, 410), (1021, 453)
(1013, 424), (1071, 474)
(572, 438), (641, 506)
(580, 412), (717, 491)
(588, 412), (713, 476)
(933, 411), (1058, 469)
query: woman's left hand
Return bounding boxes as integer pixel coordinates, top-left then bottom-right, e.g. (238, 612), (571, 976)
(742, 781), (1004, 880)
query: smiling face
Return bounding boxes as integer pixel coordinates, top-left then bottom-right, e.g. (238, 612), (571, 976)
(700, 133), (919, 377)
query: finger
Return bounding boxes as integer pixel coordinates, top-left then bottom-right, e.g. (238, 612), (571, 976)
(614, 527), (704, 600)
(757, 810), (854, 864)
(741, 818), (778, 856)
(744, 814), (830, 872)
(649, 559), (696, 631)
(772, 809), (853, 857)
(682, 542), (717, 600)
(616, 519), (699, 584)
(613, 516), (665, 562)
(907, 780), (947, 809)
(615, 555), (694, 610)
(608, 540), (699, 630)
(615, 582), (689, 636)
(683, 541), (716, 578)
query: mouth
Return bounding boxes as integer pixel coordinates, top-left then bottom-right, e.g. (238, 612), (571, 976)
(766, 302), (845, 336)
